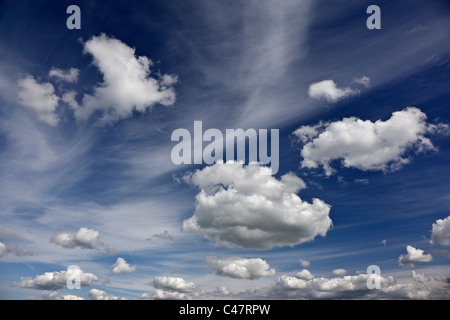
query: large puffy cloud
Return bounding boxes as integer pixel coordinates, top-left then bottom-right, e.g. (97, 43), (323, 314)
(294, 107), (447, 175)
(431, 215), (450, 246)
(182, 161), (332, 249)
(308, 79), (359, 103)
(50, 227), (101, 249)
(398, 245), (433, 267)
(111, 257), (137, 274)
(13, 268), (98, 290)
(17, 75), (60, 126)
(72, 33), (177, 124)
(205, 256), (275, 279)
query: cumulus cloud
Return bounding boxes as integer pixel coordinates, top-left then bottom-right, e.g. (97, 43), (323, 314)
(205, 256), (275, 279)
(50, 227), (101, 249)
(17, 75), (60, 125)
(152, 289), (190, 300)
(308, 79), (359, 103)
(295, 269), (314, 280)
(152, 276), (197, 293)
(88, 288), (127, 300)
(252, 268), (447, 299)
(431, 215), (450, 246)
(182, 161), (332, 249)
(294, 107), (446, 175)
(150, 276), (199, 300)
(332, 268), (348, 277)
(73, 33), (177, 124)
(111, 257), (137, 274)
(13, 268), (98, 290)
(398, 245), (433, 267)
(40, 291), (84, 300)
(0, 241), (33, 258)
(48, 67), (80, 83)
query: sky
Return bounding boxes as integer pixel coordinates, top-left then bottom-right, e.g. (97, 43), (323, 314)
(0, 0), (449, 300)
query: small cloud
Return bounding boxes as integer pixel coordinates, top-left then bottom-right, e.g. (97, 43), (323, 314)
(380, 239), (387, 246)
(295, 269), (314, 280)
(17, 75), (60, 126)
(298, 259), (310, 268)
(308, 79), (359, 103)
(332, 268), (348, 277)
(353, 76), (370, 88)
(150, 231), (174, 241)
(88, 288), (127, 300)
(48, 67), (80, 83)
(205, 256), (276, 280)
(111, 257), (137, 274)
(355, 179), (370, 185)
(398, 245), (433, 267)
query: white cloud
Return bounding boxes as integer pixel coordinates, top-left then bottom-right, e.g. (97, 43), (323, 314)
(332, 268), (348, 277)
(74, 33), (177, 124)
(295, 269), (314, 280)
(308, 79), (359, 103)
(41, 291), (84, 300)
(431, 215), (450, 246)
(13, 268), (98, 290)
(152, 289), (190, 300)
(398, 245), (433, 267)
(182, 161), (332, 249)
(294, 107), (444, 175)
(88, 288), (127, 300)
(50, 227), (101, 249)
(298, 259), (310, 268)
(152, 276), (197, 293)
(48, 67), (80, 83)
(205, 256), (275, 279)
(150, 276), (200, 300)
(238, 267), (450, 299)
(111, 257), (137, 274)
(17, 75), (59, 125)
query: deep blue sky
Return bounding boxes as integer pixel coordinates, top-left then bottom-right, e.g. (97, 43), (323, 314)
(0, 0), (449, 300)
